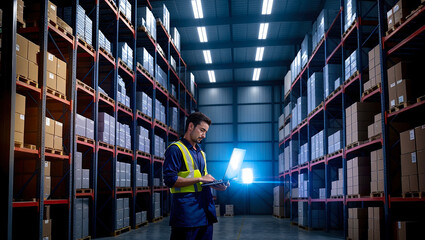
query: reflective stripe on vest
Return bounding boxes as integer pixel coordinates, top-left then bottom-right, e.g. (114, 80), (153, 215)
(169, 141), (207, 193)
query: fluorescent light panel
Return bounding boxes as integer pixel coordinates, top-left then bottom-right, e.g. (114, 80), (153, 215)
(262, 0), (274, 15)
(203, 50), (212, 64)
(255, 47), (264, 61)
(197, 27), (208, 42)
(258, 23), (269, 40)
(208, 70), (216, 83)
(253, 68), (261, 81)
(191, 0), (204, 19)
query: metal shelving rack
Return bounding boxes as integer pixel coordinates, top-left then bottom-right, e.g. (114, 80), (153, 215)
(276, 0), (425, 239)
(1, 0), (197, 239)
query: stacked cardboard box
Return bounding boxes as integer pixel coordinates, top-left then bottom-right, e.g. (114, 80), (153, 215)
(344, 0), (357, 32)
(348, 208), (368, 240)
(387, 61), (414, 108)
(136, 211), (148, 225)
(290, 51), (301, 83)
(75, 114), (94, 140)
(171, 84), (177, 99)
(368, 207), (383, 240)
(73, 198), (89, 239)
(365, 45), (382, 92)
(319, 188), (326, 199)
(98, 112), (116, 145)
(17, 0), (24, 25)
(307, 72), (324, 114)
(118, 42), (133, 69)
(153, 4), (170, 34)
(291, 188), (299, 198)
(273, 186), (285, 217)
(14, 94), (26, 144)
(46, 51), (67, 95)
(298, 173), (309, 198)
(370, 149), (384, 193)
(136, 47), (154, 76)
(278, 153), (284, 174)
(328, 130), (342, 154)
(43, 206), (52, 239)
(117, 122), (131, 149)
(324, 64), (342, 98)
(115, 162), (131, 188)
(284, 71), (292, 97)
(279, 114), (285, 130)
(172, 27), (180, 52)
(291, 104), (298, 130)
(400, 126), (425, 192)
(170, 107), (178, 131)
(137, 6), (157, 41)
(153, 178), (161, 187)
(136, 126), (150, 153)
(394, 221), (421, 239)
(154, 193), (161, 218)
(330, 168), (343, 197)
(225, 205), (234, 215)
(311, 130), (324, 160)
(74, 152), (90, 189)
(75, 5), (93, 46)
(297, 97), (307, 124)
(283, 122), (291, 139)
(115, 198), (130, 230)
(345, 50), (357, 80)
(156, 64), (168, 90)
(298, 202), (308, 226)
(119, 0), (132, 22)
(387, 0), (420, 30)
(367, 113), (382, 139)
(284, 144), (291, 172)
(99, 30), (112, 55)
(298, 143), (309, 165)
(16, 34), (40, 84)
(136, 91), (153, 118)
(347, 157), (370, 196)
(155, 100), (166, 124)
(335, 77), (342, 90)
(301, 34), (312, 68)
(136, 164), (149, 187)
(345, 102), (380, 146)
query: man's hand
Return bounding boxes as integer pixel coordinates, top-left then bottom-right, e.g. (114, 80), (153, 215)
(211, 181), (229, 191)
(199, 174), (216, 183)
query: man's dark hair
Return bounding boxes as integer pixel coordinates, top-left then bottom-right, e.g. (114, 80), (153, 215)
(185, 112), (211, 132)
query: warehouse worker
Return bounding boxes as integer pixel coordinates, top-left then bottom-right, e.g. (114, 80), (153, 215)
(164, 112), (228, 240)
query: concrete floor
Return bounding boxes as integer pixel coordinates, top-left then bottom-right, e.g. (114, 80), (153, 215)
(98, 215), (344, 240)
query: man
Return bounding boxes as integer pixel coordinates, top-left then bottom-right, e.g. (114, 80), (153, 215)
(164, 112), (228, 240)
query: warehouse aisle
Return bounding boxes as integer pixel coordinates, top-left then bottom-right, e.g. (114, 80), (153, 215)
(98, 215), (344, 240)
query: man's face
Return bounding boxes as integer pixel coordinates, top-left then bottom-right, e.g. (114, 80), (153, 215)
(189, 121), (209, 144)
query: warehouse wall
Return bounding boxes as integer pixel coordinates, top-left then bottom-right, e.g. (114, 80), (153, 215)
(199, 85), (281, 215)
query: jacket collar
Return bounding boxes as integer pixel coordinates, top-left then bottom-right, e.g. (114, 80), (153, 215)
(180, 138), (202, 152)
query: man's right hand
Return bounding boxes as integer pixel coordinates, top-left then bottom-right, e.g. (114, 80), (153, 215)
(199, 174), (216, 183)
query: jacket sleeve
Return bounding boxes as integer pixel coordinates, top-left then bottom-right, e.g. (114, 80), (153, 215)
(163, 145), (182, 188)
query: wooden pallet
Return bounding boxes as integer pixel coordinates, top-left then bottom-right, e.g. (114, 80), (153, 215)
(99, 141), (114, 150)
(369, 133), (382, 142)
(154, 119), (167, 129)
(49, 19), (74, 40)
(299, 161), (309, 168)
(157, 45), (166, 59)
(273, 215), (285, 219)
(327, 149), (343, 158)
(14, 142), (37, 150)
(417, 95), (425, 103)
(389, 101), (413, 114)
(344, 71), (360, 85)
(308, 102), (324, 118)
(77, 236), (91, 240)
(99, 47), (115, 62)
(76, 135), (95, 145)
(136, 110), (152, 122)
(299, 225), (309, 230)
(154, 156), (165, 161)
(76, 189), (93, 195)
(99, 92), (115, 105)
(311, 156), (325, 164)
(137, 62), (154, 80)
(112, 226), (131, 236)
(330, 195), (344, 199)
(136, 150), (151, 158)
(46, 87), (66, 100)
(169, 127), (178, 135)
(17, 75), (38, 88)
(151, 216), (163, 223)
(325, 85), (342, 102)
(117, 146), (133, 154)
(402, 192), (424, 198)
(370, 192), (384, 198)
(155, 81), (168, 94)
(107, 0), (118, 11)
(314, 36), (325, 52)
(118, 102), (133, 113)
(223, 214), (234, 217)
(290, 221), (298, 226)
(77, 80), (95, 94)
(77, 36), (95, 53)
(298, 118), (308, 128)
(362, 83), (381, 98)
(346, 194), (363, 199)
(116, 187), (132, 192)
(118, 58), (134, 75)
(135, 221), (148, 229)
(13, 198), (37, 203)
(136, 187), (150, 191)
(119, 11), (134, 30)
(346, 140), (364, 150)
(45, 147), (63, 155)
(343, 21), (357, 37)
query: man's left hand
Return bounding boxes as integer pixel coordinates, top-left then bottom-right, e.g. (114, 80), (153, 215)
(211, 182), (229, 191)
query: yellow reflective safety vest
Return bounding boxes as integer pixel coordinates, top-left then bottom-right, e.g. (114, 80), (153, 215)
(169, 141), (208, 193)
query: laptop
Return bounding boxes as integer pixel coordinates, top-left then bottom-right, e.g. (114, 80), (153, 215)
(201, 148), (246, 187)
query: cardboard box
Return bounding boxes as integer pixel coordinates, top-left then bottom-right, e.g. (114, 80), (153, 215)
(15, 113), (25, 133)
(45, 117), (55, 135)
(46, 71), (56, 90)
(28, 61), (39, 82)
(55, 121), (63, 137)
(419, 173), (425, 192)
(56, 58), (67, 79)
(387, 66), (397, 107)
(46, 52), (57, 74)
(415, 125), (425, 151)
(395, 221), (421, 240)
(401, 152), (418, 176)
(43, 219), (52, 239)
(27, 40), (40, 64)
(396, 79), (413, 105)
(400, 129), (416, 154)
(17, 0), (24, 25)
(54, 136), (62, 150)
(57, 17), (73, 35)
(15, 131), (24, 143)
(44, 176), (51, 199)
(16, 34), (28, 59)
(45, 133), (54, 149)
(44, 161), (51, 176)
(387, 9), (394, 30)
(48, 1), (57, 23)
(56, 76), (66, 95)
(16, 55), (29, 78)
(15, 93), (26, 114)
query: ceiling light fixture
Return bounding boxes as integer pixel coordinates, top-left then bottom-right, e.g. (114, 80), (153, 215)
(255, 47), (265, 61)
(258, 23), (269, 40)
(261, 0), (274, 15)
(203, 50), (212, 64)
(253, 68), (261, 81)
(197, 27), (208, 42)
(191, 0), (204, 19)
(208, 70), (216, 83)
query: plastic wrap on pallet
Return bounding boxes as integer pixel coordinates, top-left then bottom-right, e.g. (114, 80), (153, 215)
(279, 114), (284, 129)
(118, 42), (128, 66)
(127, 45), (133, 69)
(301, 34), (312, 68)
(298, 202), (308, 226)
(76, 5), (85, 39)
(312, 20), (318, 49)
(153, 4), (170, 34)
(284, 70), (291, 96)
(125, 0), (132, 21)
(297, 97), (307, 124)
(323, 64), (342, 98)
(307, 72), (324, 114)
(172, 27), (180, 52)
(84, 15), (92, 46)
